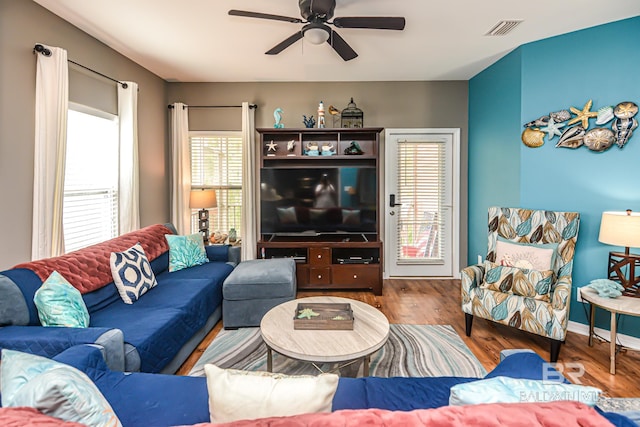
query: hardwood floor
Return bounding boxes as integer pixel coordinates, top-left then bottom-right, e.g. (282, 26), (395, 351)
(176, 279), (640, 398)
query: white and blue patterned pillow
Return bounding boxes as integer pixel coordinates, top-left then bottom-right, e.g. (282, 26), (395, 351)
(449, 376), (601, 407)
(34, 271), (90, 327)
(165, 233), (209, 272)
(110, 243), (158, 304)
(0, 349), (122, 427)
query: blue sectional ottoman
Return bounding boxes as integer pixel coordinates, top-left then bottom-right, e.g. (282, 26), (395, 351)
(222, 258), (296, 328)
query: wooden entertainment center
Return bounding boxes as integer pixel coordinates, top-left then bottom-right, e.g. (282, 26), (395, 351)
(257, 127), (383, 295)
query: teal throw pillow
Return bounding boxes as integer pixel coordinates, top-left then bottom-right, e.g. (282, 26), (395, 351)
(0, 349), (122, 427)
(110, 243), (158, 304)
(33, 271), (90, 328)
(449, 376), (601, 407)
(166, 233), (209, 272)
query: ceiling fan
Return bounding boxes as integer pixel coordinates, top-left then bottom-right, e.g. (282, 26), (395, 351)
(229, 0), (406, 61)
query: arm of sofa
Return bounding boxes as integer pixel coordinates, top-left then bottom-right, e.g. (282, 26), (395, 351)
(484, 351), (567, 383)
(52, 343), (111, 372)
(0, 325), (125, 371)
(205, 244), (241, 266)
(52, 343), (119, 377)
(228, 245), (241, 265)
(53, 345), (211, 427)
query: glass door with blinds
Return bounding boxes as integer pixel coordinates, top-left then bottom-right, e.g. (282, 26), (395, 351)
(384, 129), (459, 277)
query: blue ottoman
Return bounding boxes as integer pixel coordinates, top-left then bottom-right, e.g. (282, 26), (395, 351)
(222, 258), (296, 329)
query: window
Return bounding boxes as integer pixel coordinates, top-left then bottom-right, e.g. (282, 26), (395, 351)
(63, 106), (119, 252)
(190, 132), (243, 238)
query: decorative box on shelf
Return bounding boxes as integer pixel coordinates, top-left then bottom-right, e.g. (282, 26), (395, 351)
(293, 302), (354, 330)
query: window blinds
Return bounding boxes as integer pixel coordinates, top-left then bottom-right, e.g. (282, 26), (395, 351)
(190, 133), (243, 236)
(63, 109), (119, 252)
(395, 139), (446, 263)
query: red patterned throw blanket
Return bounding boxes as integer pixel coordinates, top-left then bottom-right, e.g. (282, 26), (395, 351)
(0, 407), (86, 426)
(194, 401), (615, 427)
(14, 224), (173, 294)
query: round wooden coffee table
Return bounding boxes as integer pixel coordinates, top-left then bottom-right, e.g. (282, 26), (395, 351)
(260, 296), (389, 376)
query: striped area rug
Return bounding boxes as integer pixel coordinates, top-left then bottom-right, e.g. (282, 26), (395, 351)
(189, 324), (487, 378)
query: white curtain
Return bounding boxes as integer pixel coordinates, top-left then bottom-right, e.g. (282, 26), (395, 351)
(170, 103), (191, 235)
(241, 102), (257, 261)
(117, 81), (140, 234)
(32, 44), (68, 260)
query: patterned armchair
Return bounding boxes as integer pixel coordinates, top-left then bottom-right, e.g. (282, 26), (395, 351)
(461, 207), (580, 362)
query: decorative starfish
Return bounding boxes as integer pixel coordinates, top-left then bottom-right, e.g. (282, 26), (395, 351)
(568, 100), (598, 129)
(297, 308), (319, 319)
(266, 140), (278, 152)
(539, 117), (565, 141)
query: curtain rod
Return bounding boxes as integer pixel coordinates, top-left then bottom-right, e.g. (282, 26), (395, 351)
(33, 44), (128, 89)
(168, 104), (257, 110)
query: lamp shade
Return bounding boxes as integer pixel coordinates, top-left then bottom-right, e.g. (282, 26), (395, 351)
(599, 210), (640, 248)
(189, 189), (217, 209)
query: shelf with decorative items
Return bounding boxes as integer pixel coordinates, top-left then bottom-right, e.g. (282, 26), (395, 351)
(257, 128), (382, 167)
(341, 98), (364, 129)
(257, 127), (383, 295)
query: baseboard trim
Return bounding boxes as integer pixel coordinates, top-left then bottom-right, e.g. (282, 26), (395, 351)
(567, 320), (640, 351)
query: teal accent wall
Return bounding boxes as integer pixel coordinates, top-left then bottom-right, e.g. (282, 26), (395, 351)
(468, 49), (523, 266)
(469, 16), (640, 336)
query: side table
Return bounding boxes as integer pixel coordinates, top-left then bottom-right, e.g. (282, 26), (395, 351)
(579, 286), (640, 374)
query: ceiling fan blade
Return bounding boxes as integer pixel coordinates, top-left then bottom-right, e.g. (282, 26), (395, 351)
(327, 29), (358, 61)
(333, 16), (406, 30)
(229, 10), (303, 24)
(265, 31), (304, 55)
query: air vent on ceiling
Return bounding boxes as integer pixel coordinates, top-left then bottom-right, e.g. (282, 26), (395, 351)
(485, 20), (523, 36)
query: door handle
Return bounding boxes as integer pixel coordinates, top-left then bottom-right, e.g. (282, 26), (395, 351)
(390, 194), (402, 208)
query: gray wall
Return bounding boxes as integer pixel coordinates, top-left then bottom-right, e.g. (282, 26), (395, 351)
(0, 1), (469, 273)
(0, 0), (169, 270)
(167, 81), (469, 271)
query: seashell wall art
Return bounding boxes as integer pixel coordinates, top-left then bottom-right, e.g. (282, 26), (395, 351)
(522, 100), (638, 152)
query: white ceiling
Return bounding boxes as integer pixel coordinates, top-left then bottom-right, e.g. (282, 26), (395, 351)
(34, 0), (640, 83)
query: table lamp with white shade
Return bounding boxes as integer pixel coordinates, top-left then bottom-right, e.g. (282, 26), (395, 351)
(598, 209), (640, 297)
(190, 189), (217, 243)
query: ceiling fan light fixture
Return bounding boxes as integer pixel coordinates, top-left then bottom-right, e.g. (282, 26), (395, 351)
(230, 0), (405, 61)
(304, 27), (330, 45)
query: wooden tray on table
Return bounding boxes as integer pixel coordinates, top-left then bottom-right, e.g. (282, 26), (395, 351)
(293, 302), (354, 330)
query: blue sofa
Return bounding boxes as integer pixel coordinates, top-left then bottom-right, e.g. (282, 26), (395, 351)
(0, 224), (239, 374)
(39, 344), (633, 427)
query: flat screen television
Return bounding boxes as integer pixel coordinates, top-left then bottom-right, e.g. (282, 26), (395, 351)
(260, 167), (377, 235)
